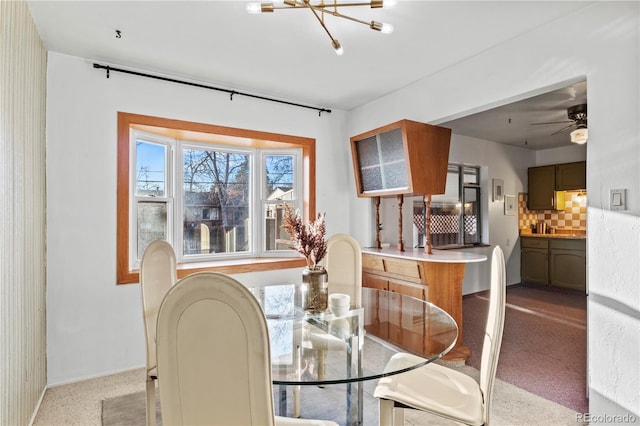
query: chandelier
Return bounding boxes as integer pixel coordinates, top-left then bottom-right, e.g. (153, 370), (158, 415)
(246, 0), (396, 55)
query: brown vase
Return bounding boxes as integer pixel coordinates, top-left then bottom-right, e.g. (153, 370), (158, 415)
(302, 267), (328, 314)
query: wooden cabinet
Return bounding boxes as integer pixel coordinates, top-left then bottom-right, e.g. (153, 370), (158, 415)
(550, 239), (586, 291)
(527, 165), (560, 210)
(520, 237), (586, 291)
(555, 161), (586, 190)
(350, 119), (451, 197)
(361, 251), (470, 361)
(520, 237), (549, 285)
(527, 161), (585, 210)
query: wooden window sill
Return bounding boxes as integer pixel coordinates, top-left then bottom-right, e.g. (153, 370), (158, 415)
(118, 257), (307, 285)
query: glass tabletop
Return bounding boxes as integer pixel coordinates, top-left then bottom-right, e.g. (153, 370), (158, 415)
(253, 285), (459, 386)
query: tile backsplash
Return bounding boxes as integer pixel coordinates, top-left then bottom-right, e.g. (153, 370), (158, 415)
(518, 191), (587, 232)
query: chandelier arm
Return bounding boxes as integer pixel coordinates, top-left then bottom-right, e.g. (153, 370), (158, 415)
(308, 5), (370, 26)
(307, 4), (339, 43)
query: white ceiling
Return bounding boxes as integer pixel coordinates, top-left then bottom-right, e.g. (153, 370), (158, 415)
(27, 0), (592, 150)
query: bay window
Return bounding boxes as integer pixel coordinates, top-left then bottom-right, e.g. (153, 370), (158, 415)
(118, 112), (315, 284)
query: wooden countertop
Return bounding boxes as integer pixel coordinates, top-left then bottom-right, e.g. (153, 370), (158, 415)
(520, 233), (586, 240)
(361, 247), (487, 263)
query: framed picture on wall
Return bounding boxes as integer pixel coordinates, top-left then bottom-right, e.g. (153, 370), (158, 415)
(493, 179), (504, 202)
(505, 194), (516, 215)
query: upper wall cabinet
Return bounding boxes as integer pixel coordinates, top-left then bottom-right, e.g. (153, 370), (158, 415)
(350, 120), (451, 197)
(555, 161), (586, 190)
(527, 161), (586, 210)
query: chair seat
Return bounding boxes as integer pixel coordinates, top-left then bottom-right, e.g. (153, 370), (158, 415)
(374, 353), (484, 426)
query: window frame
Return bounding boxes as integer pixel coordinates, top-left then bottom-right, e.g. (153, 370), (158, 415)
(117, 112), (315, 284)
(423, 163), (482, 248)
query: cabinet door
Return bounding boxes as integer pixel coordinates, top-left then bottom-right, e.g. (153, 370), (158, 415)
(389, 280), (425, 300)
(521, 248), (549, 285)
(556, 161), (586, 190)
(362, 272), (388, 290)
(550, 249), (586, 291)
(352, 127), (408, 194)
(528, 165), (555, 210)
(388, 281), (425, 354)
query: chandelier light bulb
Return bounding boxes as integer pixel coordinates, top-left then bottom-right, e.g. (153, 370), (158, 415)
(330, 40), (343, 56)
(380, 22), (394, 34)
(246, 2), (263, 13)
(332, 39), (344, 55)
(382, 0), (397, 8)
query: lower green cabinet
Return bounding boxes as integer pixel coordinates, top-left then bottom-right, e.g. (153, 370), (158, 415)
(521, 237), (586, 291)
(550, 239), (586, 291)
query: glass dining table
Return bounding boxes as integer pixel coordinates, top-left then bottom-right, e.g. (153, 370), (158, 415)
(251, 285), (458, 426)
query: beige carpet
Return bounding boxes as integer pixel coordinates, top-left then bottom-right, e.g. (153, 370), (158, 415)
(102, 364), (585, 426)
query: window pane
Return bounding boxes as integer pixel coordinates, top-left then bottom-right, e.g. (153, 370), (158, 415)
(136, 141), (166, 197)
(430, 168), (461, 247)
(463, 187), (480, 244)
(265, 155), (295, 199)
(183, 148), (251, 256)
(264, 202), (295, 251)
(463, 166), (479, 184)
(137, 202), (167, 258)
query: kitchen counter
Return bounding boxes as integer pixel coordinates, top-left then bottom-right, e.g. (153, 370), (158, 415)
(361, 247), (487, 362)
(520, 233), (586, 240)
(361, 247), (487, 263)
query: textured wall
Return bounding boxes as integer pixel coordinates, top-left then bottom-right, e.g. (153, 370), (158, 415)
(0, 0), (48, 424)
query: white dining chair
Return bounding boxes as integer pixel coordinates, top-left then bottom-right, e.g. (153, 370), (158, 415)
(324, 233), (362, 309)
(140, 239), (177, 426)
(292, 234), (363, 417)
(374, 245), (506, 426)
(155, 271), (338, 426)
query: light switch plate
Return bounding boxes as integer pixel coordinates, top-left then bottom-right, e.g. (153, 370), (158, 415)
(610, 189), (626, 211)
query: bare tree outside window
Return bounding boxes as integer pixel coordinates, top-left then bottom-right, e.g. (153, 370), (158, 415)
(183, 148), (250, 256)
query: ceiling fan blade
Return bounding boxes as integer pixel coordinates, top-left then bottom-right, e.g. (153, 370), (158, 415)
(550, 123), (577, 135)
(530, 120), (574, 125)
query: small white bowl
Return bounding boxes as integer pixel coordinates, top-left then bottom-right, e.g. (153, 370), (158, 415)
(330, 304), (349, 317)
(329, 293), (350, 316)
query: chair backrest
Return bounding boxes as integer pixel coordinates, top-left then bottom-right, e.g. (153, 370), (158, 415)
(140, 240), (177, 374)
(156, 272), (275, 426)
(479, 245), (507, 425)
(323, 234), (362, 308)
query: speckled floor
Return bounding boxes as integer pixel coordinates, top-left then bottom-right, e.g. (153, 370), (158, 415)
(33, 363), (585, 426)
(33, 368), (146, 426)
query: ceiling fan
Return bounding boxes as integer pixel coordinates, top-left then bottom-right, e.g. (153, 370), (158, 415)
(532, 104), (587, 135)
(531, 104), (588, 144)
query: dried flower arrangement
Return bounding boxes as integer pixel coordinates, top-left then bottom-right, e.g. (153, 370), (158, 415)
(280, 204), (327, 270)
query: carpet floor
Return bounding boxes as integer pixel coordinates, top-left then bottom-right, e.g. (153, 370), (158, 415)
(102, 337), (585, 426)
(463, 284), (588, 413)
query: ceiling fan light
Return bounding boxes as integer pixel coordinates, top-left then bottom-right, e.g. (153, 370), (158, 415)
(570, 128), (588, 144)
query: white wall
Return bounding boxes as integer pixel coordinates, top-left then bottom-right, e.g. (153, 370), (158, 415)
(348, 2), (639, 420)
(45, 52), (349, 385)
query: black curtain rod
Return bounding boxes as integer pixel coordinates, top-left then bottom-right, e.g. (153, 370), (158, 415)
(92, 63), (332, 116)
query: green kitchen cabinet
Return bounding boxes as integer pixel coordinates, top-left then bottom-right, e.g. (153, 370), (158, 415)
(555, 161), (586, 190)
(550, 239), (586, 291)
(520, 237), (549, 285)
(527, 165), (556, 210)
(527, 161), (586, 210)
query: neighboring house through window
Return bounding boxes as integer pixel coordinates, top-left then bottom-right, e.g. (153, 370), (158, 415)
(117, 112), (315, 284)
